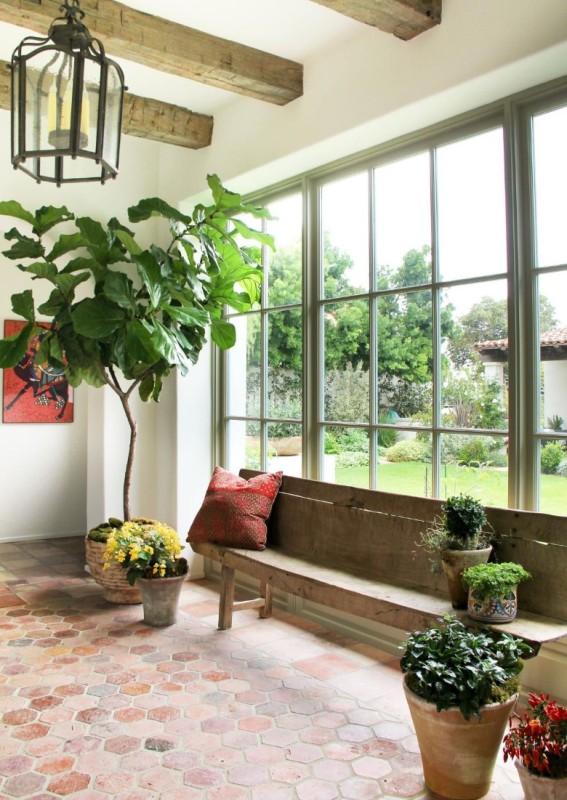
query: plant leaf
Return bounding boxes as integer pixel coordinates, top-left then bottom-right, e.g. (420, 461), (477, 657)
(104, 271), (137, 312)
(47, 233), (86, 262)
(114, 228), (142, 256)
(211, 318), (236, 349)
(71, 297), (126, 338)
(34, 205), (74, 235)
(128, 197), (192, 226)
(11, 289), (35, 322)
(0, 200), (36, 227)
(2, 228), (44, 260)
(0, 321), (34, 367)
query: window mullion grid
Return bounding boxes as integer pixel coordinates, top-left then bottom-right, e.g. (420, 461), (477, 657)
(430, 146), (442, 498)
(260, 226), (269, 471)
(369, 168), (378, 489)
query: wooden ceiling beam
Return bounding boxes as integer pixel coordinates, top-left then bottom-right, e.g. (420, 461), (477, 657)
(0, 0), (303, 105)
(310, 0), (441, 40)
(0, 59), (214, 149)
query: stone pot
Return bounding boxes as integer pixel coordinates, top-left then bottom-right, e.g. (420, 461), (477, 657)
(467, 586), (518, 623)
(404, 678), (518, 800)
(137, 574), (186, 627)
(84, 536), (142, 604)
(441, 547), (492, 609)
(515, 760), (567, 800)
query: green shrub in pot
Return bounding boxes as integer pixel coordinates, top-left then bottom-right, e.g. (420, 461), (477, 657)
(400, 615), (532, 800)
(463, 562), (532, 623)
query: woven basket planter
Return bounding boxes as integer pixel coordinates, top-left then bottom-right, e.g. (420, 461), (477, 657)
(85, 536), (142, 604)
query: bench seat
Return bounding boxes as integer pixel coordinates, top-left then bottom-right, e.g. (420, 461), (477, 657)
(190, 471), (567, 654)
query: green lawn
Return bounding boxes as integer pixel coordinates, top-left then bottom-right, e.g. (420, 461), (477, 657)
(336, 462), (567, 516)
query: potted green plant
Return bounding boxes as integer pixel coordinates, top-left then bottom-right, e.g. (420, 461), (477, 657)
(420, 493), (495, 608)
(400, 615), (532, 800)
(503, 692), (567, 800)
(0, 175), (272, 601)
(462, 562), (531, 623)
(104, 519), (188, 626)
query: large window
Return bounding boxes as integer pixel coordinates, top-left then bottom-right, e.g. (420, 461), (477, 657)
(221, 80), (567, 514)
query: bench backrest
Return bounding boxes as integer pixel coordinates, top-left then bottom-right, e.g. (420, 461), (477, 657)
(240, 470), (567, 620)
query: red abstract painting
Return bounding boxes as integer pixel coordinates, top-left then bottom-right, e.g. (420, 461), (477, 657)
(2, 321), (74, 424)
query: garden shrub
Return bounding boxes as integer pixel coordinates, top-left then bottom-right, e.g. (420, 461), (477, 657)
(337, 451), (370, 469)
(457, 438), (491, 467)
(385, 440), (429, 463)
(541, 442), (565, 475)
(558, 459), (567, 478)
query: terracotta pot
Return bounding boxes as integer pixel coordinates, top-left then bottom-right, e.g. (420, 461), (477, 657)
(515, 760), (567, 800)
(84, 536), (142, 604)
(467, 586), (518, 623)
(441, 547), (492, 609)
(137, 574), (186, 627)
(404, 679), (518, 800)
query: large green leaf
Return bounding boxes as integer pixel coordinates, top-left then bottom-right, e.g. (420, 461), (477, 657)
(47, 233), (86, 262)
(75, 217), (109, 261)
(138, 374), (155, 402)
(71, 297), (126, 339)
(11, 290), (35, 322)
(2, 228), (44, 260)
(128, 197), (192, 227)
(21, 261), (58, 281)
(211, 318), (236, 350)
(126, 320), (162, 363)
(0, 321), (34, 367)
(60, 256), (104, 282)
(164, 304), (209, 328)
(38, 289), (67, 317)
(104, 271), (137, 312)
(114, 229), (142, 256)
(34, 205), (74, 235)
(207, 174), (244, 209)
(134, 251), (165, 310)
(231, 218), (275, 249)
(52, 272), (90, 296)
(0, 200), (36, 228)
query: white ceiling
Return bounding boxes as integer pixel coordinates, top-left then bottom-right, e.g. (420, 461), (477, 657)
(0, 1), (368, 116)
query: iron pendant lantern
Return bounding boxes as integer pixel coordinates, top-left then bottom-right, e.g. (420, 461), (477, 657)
(10, 0), (125, 185)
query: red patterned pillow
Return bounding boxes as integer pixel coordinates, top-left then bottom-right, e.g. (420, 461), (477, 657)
(187, 467), (283, 550)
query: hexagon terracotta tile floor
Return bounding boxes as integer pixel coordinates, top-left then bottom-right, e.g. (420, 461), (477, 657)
(0, 537), (524, 800)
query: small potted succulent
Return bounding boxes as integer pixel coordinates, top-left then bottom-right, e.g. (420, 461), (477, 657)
(503, 692), (567, 800)
(462, 561), (531, 623)
(401, 615), (532, 800)
(420, 494), (495, 608)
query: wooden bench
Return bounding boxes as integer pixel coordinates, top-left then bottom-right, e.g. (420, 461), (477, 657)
(189, 470), (567, 654)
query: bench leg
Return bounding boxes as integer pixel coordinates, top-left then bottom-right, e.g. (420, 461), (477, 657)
(259, 580), (273, 619)
(218, 565), (236, 630)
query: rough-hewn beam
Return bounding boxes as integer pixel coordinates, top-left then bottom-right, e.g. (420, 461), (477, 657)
(0, 0), (303, 105)
(310, 0), (441, 40)
(0, 60), (213, 149)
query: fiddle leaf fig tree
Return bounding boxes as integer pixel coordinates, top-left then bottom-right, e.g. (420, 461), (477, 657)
(0, 174), (273, 520)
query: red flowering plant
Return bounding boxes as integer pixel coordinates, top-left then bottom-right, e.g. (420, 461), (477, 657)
(503, 693), (567, 779)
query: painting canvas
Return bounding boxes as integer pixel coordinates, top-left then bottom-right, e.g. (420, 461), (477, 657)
(2, 321), (74, 424)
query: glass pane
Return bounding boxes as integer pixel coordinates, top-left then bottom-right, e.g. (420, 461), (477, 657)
(324, 300), (369, 423)
(378, 289), (433, 426)
(538, 272), (567, 433)
(374, 152), (431, 287)
(226, 313), (261, 418)
(267, 309), (302, 420)
(322, 172), (369, 298)
(533, 105), (567, 268)
(442, 281), (508, 430)
(379, 431), (432, 497)
(226, 420), (261, 473)
(326, 426), (368, 488)
(437, 128), (506, 281)
(539, 440), (567, 516)
(440, 433), (508, 506)
(267, 193), (302, 307)
(268, 423), (302, 478)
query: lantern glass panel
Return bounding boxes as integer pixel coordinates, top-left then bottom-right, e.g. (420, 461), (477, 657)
(102, 62), (123, 172)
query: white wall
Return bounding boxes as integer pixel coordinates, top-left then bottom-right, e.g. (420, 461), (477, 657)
(0, 112), (161, 541)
